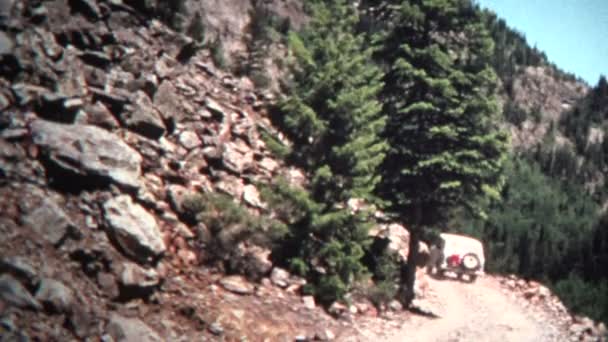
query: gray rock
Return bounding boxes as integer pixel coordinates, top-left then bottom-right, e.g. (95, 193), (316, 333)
(166, 184), (189, 216)
(219, 275), (254, 295)
(37, 92), (80, 123)
(57, 52), (89, 99)
(270, 267), (290, 288)
(302, 295), (315, 310)
(215, 176), (245, 199)
(31, 5), (48, 23)
(0, 0), (14, 19)
(0, 274), (41, 310)
(242, 184), (264, 209)
(388, 299), (403, 311)
(68, 306), (99, 338)
(204, 98), (225, 119)
(222, 142), (253, 174)
(89, 86), (130, 111)
(31, 119), (142, 189)
(22, 197), (76, 246)
(97, 271), (119, 299)
(153, 80), (181, 122)
(80, 102), (121, 129)
(0, 91), (10, 110)
(106, 314), (163, 342)
(35, 278), (75, 314)
(0, 31), (13, 55)
(121, 91), (165, 140)
(178, 131), (201, 150)
(208, 322), (223, 336)
(0, 256), (38, 287)
(154, 56), (172, 80)
(103, 195), (165, 263)
(314, 328), (335, 341)
(118, 262), (160, 288)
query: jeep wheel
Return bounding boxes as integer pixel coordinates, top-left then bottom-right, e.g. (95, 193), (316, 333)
(461, 253), (481, 271)
(467, 274), (477, 283)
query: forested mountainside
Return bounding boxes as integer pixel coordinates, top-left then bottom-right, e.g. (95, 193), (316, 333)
(0, 0), (606, 340)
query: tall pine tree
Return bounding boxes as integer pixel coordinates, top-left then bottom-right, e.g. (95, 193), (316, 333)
(376, 0), (509, 305)
(276, 0), (387, 303)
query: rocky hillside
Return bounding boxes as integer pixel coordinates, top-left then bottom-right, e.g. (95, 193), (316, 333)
(505, 66), (588, 149)
(0, 0), (606, 341)
(0, 0), (348, 340)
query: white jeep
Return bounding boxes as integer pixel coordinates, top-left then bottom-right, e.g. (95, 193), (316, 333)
(427, 233), (485, 283)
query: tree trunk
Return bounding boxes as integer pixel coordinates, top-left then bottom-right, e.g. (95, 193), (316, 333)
(401, 227), (420, 307)
(400, 204), (422, 307)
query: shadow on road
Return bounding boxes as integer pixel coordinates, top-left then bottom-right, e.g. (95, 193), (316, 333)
(428, 271), (476, 284)
(408, 305), (441, 319)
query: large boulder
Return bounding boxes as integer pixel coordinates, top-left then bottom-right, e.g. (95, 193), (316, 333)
(31, 120), (143, 189)
(103, 195), (166, 264)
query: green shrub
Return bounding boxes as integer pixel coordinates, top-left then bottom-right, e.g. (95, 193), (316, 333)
(250, 70), (272, 89)
(209, 38), (227, 70)
(187, 11), (205, 42)
(259, 129), (291, 159)
(260, 178), (372, 305)
(503, 100), (528, 127)
(183, 192), (285, 266)
(366, 280), (398, 308)
(156, 0), (187, 32)
(553, 274), (608, 325)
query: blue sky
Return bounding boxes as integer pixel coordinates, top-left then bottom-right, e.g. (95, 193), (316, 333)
(475, 0), (608, 86)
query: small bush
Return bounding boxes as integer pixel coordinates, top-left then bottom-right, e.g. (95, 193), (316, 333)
(156, 0), (187, 32)
(187, 11), (205, 42)
(503, 100), (528, 127)
(183, 192), (285, 266)
(209, 38), (227, 70)
(367, 280), (398, 308)
(259, 130), (291, 159)
(250, 70), (272, 89)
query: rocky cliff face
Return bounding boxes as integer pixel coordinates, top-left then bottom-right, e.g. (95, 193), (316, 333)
(0, 0), (349, 340)
(506, 66), (589, 149)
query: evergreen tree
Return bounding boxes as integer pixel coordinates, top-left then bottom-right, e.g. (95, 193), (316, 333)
(376, 0), (508, 306)
(275, 0), (387, 303)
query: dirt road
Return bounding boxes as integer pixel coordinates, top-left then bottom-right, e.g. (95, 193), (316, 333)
(356, 275), (567, 342)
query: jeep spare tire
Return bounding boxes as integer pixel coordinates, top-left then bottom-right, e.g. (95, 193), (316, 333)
(461, 253), (480, 271)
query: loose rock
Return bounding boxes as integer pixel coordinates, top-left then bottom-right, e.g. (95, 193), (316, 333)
(22, 197), (76, 246)
(35, 278), (75, 314)
(118, 261), (160, 289)
(106, 313), (163, 342)
(219, 275), (254, 295)
(0, 274), (41, 310)
(270, 268), (290, 288)
(0, 256), (38, 287)
(121, 90), (166, 140)
(103, 195), (166, 264)
(31, 119), (143, 189)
